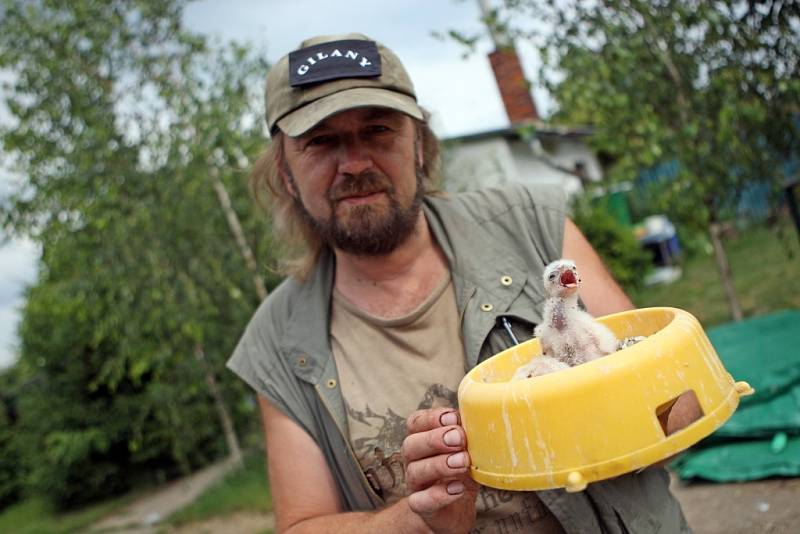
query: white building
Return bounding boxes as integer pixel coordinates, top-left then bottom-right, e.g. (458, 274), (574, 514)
(442, 125), (602, 196)
(441, 44), (603, 197)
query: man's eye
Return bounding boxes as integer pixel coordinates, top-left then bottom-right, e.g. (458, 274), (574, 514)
(306, 135), (335, 147)
(365, 125), (390, 134)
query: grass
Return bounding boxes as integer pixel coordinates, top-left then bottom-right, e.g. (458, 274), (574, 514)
(0, 493), (134, 534)
(163, 449), (272, 529)
(0, 452), (272, 534)
(630, 219), (800, 326)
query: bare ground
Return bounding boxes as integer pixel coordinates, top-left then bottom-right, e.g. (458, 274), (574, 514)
(165, 476), (800, 534)
(670, 474), (800, 534)
(161, 511), (274, 534)
(87, 459), (799, 534)
(86, 459), (241, 534)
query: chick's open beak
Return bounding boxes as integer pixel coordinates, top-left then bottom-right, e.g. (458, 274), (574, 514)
(560, 270), (578, 288)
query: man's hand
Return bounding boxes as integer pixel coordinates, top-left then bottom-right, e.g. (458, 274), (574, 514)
(401, 407), (478, 534)
(665, 390), (704, 436)
(651, 390), (704, 468)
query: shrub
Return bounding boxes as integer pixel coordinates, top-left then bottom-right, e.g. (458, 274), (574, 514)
(0, 409), (22, 509)
(0, 370), (22, 510)
(571, 195), (652, 290)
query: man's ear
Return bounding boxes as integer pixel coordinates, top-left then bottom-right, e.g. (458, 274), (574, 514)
(415, 134), (424, 169)
(281, 166), (298, 199)
(275, 139), (298, 199)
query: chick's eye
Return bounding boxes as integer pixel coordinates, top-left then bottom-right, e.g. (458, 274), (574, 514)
(548, 273), (557, 280)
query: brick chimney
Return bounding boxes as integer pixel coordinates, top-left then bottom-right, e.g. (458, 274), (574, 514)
(488, 47), (540, 125)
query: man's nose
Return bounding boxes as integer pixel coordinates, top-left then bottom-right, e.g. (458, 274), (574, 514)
(337, 139), (373, 176)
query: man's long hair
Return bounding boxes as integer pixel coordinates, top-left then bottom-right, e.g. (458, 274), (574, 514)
(250, 110), (442, 280)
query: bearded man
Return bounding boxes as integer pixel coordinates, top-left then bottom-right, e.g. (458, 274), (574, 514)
(228, 33), (696, 533)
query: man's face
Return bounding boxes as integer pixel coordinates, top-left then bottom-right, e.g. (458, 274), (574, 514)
(281, 107), (424, 255)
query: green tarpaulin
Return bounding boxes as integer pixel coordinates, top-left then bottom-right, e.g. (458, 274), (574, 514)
(671, 310), (800, 482)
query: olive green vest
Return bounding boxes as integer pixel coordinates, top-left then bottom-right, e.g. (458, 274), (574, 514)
(228, 184), (691, 533)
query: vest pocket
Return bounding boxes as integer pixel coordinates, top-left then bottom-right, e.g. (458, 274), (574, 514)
(479, 313), (539, 364)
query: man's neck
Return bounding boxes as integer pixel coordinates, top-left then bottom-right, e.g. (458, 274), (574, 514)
(333, 212), (448, 319)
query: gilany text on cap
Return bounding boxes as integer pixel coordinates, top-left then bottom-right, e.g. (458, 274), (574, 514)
(265, 33), (423, 137)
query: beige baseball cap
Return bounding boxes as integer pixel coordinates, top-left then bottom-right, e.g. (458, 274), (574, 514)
(266, 33), (423, 137)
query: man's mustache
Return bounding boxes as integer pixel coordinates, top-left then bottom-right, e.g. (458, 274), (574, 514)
(329, 172), (394, 201)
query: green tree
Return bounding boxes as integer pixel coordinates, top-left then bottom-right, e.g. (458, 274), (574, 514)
(0, 0), (273, 506)
(571, 195), (652, 289)
(458, 0), (799, 321)
(0, 368), (23, 508)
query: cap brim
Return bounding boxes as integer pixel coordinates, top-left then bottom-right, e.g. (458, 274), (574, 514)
(276, 87), (424, 137)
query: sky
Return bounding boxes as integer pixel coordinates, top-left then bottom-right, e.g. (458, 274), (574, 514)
(0, 0), (553, 369)
(182, 0), (554, 136)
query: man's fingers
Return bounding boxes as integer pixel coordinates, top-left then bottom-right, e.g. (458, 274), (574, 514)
(405, 450), (471, 491)
(406, 408), (460, 434)
(407, 481), (467, 516)
(666, 390), (704, 436)
(401, 424), (466, 464)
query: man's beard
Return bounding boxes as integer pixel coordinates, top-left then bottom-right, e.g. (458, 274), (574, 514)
(290, 169), (425, 256)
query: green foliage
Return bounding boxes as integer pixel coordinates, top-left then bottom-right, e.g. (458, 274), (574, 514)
(0, 494), (133, 534)
(448, 0), (798, 320)
(0, 370), (22, 508)
(535, 0), (798, 321)
(0, 0), (275, 508)
(11, 277), (236, 505)
(0, 415), (18, 508)
(518, 0), (797, 229)
(570, 195), (652, 289)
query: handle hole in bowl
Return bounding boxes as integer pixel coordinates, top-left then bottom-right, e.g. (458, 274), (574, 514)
(655, 390), (703, 436)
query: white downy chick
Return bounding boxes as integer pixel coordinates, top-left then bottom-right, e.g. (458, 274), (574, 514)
(513, 259), (618, 380)
(512, 354), (570, 380)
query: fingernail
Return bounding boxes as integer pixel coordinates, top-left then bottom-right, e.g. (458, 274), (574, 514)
(439, 411), (458, 427)
(447, 452), (466, 468)
(443, 429), (462, 447)
(447, 481), (464, 495)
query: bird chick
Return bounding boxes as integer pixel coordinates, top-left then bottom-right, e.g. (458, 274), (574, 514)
(513, 259), (618, 380)
(512, 354), (570, 380)
(618, 335), (647, 350)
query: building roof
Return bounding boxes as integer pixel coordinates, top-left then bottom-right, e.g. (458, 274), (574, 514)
(444, 122), (594, 143)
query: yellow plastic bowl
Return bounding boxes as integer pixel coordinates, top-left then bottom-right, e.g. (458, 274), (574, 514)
(457, 307), (753, 492)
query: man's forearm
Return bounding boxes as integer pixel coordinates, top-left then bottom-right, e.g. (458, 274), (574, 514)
(282, 498), (433, 534)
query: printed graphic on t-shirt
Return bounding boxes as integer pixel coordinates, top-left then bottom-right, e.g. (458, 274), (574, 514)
(347, 383), (456, 496)
(471, 489), (558, 534)
(345, 385), (564, 534)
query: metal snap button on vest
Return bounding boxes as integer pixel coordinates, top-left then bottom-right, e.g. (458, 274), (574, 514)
(326, 378), (337, 389)
(501, 276), (513, 286)
(297, 356), (307, 366)
(480, 303), (494, 312)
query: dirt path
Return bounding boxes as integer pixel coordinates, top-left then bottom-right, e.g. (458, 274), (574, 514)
(87, 458), (241, 533)
(671, 474), (800, 533)
(87, 457), (799, 534)
(162, 511), (274, 534)
(168, 476), (800, 534)
(153, 475), (800, 534)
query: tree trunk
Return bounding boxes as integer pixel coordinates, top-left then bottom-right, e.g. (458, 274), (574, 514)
(708, 222), (743, 322)
(209, 167), (268, 302)
(195, 343), (244, 468)
(207, 168), (265, 468)
(477, 0), (512, 49)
